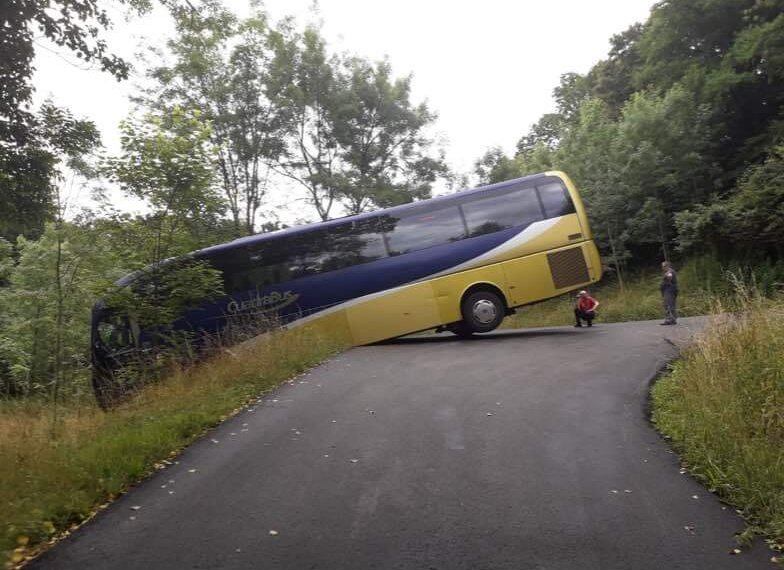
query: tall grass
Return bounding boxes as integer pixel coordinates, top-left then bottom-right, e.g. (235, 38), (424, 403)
(505, 255), (780, 328)
(1, 327), (345, 566)
(652, 286), (784, 549)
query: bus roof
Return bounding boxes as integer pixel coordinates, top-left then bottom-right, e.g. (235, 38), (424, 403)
(195, 172), (550, 258)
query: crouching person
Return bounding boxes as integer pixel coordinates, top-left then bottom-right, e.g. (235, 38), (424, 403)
(574, 290), (599, 328)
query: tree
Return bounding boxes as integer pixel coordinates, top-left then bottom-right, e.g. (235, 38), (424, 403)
(474, 147), (524, 185)
(274, 28), (445, 219)
(676, 142), (784, 257)
(0, 223), (119, 398)
(1, 102), (101, 241)
(0, 0), (145, 149)
(272, 25), (343, 221)
(104, 107), (225, 330)
(330, 58), (446, 215)
(148, 2), (289, 235)
(589, 24), (645, 115)
(107, 108), (224, 262)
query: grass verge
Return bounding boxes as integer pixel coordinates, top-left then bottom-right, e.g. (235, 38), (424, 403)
(1, 327), (346, 567)
(503, 257), (753, 329)
(651, 296), (784, 553)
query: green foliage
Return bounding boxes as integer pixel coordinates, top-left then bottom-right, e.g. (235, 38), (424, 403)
(331, 58), (447, 214)
(105, 107), (225, 261)
(652, 295), (784, 545)
(479, 0), (784, 268)
(0, 103), (101, 242)
(150, 4), (446, 223)
(103, 106), (226, 336)
(0, 0), (145, 148)
(677, 143), (784, 256)
(148, 2), (289, 235)
(0, 223), (125, 397)
(272, 25), (446, 220)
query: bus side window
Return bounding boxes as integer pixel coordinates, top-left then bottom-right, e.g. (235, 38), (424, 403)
(385, 206), (465, 255)
(461, 186), (543, 237)
(537, 181), (576, 218)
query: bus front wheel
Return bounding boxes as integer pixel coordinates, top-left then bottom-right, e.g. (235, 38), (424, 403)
(459, 290), (505, 335)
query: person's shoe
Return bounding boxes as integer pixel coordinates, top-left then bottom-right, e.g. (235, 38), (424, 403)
(587, 322), (593, 327)
(660, 321), (674, 325)
(574, 323), (582, 328)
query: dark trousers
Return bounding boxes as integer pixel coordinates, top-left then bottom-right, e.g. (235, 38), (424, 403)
(574, 308), (595, 326)
(663, 290), (678, 323)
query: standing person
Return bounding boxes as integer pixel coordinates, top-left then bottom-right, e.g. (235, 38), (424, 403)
(574, 290), (599, 328)
(660, 261), (678, 325)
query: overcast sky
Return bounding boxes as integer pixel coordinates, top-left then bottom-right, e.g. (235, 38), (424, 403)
(32, 0), (655, 223)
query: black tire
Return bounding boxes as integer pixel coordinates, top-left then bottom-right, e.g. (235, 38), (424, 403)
(460, 290), (505, 334)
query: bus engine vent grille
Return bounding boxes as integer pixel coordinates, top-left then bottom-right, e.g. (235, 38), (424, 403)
(547, 247), (589, 289)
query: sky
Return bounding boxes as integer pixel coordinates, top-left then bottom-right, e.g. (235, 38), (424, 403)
(32, 0), (655, 223)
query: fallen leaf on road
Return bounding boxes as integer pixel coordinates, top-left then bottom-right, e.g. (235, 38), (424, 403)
(130, 506), (141, 511)
(350, 459), (359, 463)
(486, 412), (494, 416)
(188, 469), (198, 473)
(691, 495), (699, 500)
(269, 530), (279, 536)
(16, 536), (29, 546)
(730, 548), (742, 555)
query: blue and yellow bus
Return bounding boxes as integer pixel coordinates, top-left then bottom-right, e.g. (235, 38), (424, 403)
(91, 171), (601, 403)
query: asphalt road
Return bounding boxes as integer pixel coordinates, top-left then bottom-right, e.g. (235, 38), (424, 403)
(31, 318), (774, 569)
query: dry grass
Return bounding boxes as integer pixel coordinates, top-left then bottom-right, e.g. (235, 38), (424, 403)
(1, 327), (346, 567)
(505, 271), (714, 328)
(652, 291), (784, 549)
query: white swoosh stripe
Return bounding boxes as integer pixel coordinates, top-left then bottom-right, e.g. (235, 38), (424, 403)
(286, 218), (561, 330)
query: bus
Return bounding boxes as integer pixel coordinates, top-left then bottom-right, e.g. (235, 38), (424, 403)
(91, 171), (601, 404)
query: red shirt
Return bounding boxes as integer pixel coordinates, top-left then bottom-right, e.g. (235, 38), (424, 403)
(577, 295), (598, 312)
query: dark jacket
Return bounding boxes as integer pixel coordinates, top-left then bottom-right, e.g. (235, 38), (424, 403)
(660, 269), (678, 295)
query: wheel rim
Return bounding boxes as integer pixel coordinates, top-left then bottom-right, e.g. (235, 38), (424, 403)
(472, 299), (497, 324)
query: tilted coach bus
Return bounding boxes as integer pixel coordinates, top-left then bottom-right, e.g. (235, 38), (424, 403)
(91, 171), (601, 403)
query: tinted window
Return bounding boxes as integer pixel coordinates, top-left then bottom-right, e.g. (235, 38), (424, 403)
(218, 218), (390, 293)
(385, 205), (466, 255)
(537, 181), (575, 218)
(461, 186), (544, 237)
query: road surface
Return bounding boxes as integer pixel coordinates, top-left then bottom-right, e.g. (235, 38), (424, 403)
(31, 318), (773, 569)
